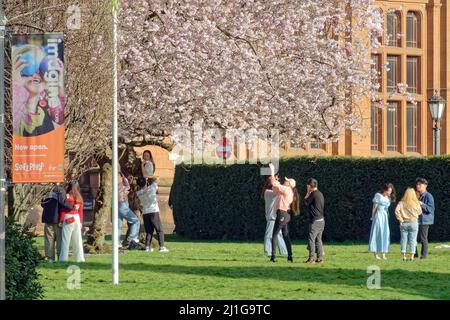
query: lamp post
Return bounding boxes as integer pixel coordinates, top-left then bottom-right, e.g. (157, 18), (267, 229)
(428, 90), (447, 156)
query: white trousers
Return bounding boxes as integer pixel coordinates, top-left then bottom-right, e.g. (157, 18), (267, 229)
(59, 214), (85, 262)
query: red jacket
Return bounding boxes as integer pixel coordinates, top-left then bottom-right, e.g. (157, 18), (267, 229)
(59, 196), (84, 224)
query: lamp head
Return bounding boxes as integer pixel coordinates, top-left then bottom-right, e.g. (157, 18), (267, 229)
(428, 90), (446, 121)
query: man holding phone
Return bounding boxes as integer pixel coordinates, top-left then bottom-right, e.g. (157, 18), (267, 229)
(304, 178), (325, 264)
(415, 178), (435, 259)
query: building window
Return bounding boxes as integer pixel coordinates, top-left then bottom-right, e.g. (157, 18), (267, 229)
(387, 55), (399, 91)
(387, 12), (401, 47)
(371, 104), (382, 151)
(406, 12), (420, 48)
(387, 101), (400, 152)
(371, 54), (382, 92)
(311, 140), (326, 151)
(406, 57), (419, 94)
(407, 103), (418, 152)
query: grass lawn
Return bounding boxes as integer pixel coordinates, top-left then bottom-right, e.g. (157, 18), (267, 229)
(35, 235), (450, 300)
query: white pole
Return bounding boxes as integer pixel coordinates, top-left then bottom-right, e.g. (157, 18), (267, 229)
(111, 2), (119, 285)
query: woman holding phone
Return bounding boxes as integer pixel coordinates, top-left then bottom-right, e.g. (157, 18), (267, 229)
(268, 163), (299, 263)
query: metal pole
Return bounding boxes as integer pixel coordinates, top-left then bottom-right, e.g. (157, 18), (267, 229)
(111, 2), (119, 285)
(434, 120), (440, 156)
(0, 0), (6, 300)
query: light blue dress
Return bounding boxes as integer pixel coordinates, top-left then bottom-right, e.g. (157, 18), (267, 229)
(368, 192), (391, 253)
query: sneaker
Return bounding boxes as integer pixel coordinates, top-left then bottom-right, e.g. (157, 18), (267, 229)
(287, 256), (294, 263)
(128, 236), (140, 243)
(315, 259), (324, 264)
(145, 247), (154, 252)
(270, 256), (277, 262)
(305, 258), (316, 264)
(159, 247), (169, 252)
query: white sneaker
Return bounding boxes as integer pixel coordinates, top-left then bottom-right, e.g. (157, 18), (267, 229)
(145, 247), (154, 252)
(159, 247), (169, 252)
(128, 237), (140, 243)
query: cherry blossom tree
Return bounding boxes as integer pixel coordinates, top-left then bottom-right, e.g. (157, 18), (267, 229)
(118, 0), (384, 146)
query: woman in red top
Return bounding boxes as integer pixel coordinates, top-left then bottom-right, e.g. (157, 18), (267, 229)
(58, 182), (85, 262)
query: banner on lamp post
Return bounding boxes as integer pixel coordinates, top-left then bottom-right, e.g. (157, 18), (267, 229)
(11, 33), (65, 183)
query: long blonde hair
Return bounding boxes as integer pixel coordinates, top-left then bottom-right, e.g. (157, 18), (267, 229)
(401, 187), (420, 209)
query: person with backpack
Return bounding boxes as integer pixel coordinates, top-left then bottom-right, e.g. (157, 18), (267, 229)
(41, 183), (79, 263)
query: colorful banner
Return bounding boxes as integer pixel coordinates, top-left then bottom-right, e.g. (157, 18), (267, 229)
(12, 33), (65, 183)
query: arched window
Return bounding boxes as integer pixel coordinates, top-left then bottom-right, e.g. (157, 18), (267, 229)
(406, 12), (420, 48)
(387, 11), (401, 47)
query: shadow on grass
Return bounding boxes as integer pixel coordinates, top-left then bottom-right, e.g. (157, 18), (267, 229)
(102, 234), (365, 246)
(40, 260), (450, 299)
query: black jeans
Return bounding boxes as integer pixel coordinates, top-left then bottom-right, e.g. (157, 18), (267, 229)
(419, 224), (430, 258)
(271, 210), (292, 258)
(308, 220), (325, 259)
(143, 212), (165, 247)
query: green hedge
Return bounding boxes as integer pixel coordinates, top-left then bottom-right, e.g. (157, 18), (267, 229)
(171, 156), (450, 242)
(6, 219), (44, 300)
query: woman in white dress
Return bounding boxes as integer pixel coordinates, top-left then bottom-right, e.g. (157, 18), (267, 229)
(369, 183), (396, 260)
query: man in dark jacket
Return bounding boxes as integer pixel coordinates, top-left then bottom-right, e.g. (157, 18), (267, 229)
(303, 178), (325, 264)
(415, 178), (435, 259)
(41, 183), (78, 262)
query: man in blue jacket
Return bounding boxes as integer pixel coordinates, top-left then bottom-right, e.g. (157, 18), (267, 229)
(41, 183), (79, 262)
(415, 178), (435, 259)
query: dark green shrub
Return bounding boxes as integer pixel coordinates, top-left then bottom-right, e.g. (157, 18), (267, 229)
(6, 218), (44, 300)
(171, 156), (450, 242)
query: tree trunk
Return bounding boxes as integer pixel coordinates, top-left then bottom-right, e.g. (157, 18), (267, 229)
(85, 158), (112, 253)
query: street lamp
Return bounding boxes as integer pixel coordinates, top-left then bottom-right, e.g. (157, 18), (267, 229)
(428, 90), (447, 155)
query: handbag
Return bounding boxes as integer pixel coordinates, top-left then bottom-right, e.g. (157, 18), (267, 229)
(65, 216), (75, 224)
